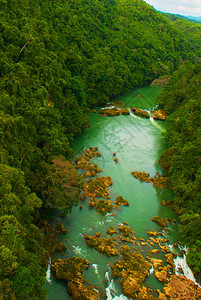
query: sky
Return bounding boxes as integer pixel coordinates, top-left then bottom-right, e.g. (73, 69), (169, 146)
(144, 0), (201, 17)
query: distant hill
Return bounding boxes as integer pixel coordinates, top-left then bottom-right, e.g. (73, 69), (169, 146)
(187, 16), (201, 23)
(163, 12), (201, 23)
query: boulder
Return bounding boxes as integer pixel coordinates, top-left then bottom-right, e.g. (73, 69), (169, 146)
(131, 107), (150, 118)
(151, 109), (166, 121)
(163, 275), (201, 300)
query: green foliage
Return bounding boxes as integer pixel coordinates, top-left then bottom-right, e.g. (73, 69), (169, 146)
(1, 0), (201, 296)
(158, 62), (201, 272)
(42, 156), (84, 213)
(0, 165), (46, 299)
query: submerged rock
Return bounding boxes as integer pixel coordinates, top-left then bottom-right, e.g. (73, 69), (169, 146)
(111, 100), (125, 107)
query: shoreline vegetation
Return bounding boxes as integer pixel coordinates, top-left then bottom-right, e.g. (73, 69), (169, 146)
(1, 0), (201, 298)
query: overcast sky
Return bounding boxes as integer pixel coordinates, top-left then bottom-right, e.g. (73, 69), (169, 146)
(144, 0), (201, 17)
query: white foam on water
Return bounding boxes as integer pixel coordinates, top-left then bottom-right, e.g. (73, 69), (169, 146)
(105, 213), (114, 223)
(150, 117), (166, 132)
(98, 214), (114, 226)
(98, 221), (105, 226)
(106, 278), (117, 300)
(105, 271), (129, 300)
(72, 245), (86, 255)
(46, 258), (51, 283)
(149, 265), (154, 274)
(92, 264), (99, 275)
(82, 226), (93, 232)
(129, 110), (141, 120)
(100, 106), (116, 109)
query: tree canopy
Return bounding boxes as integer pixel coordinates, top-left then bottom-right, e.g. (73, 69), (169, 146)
(158, 62), (201, 272)
(1, 0), (201, 297)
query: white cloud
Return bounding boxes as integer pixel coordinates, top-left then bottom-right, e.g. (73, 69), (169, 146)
(144, 0), (201, 16)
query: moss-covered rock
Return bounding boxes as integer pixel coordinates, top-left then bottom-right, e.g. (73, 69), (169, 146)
(96, 199), (114, 215)
(151, 109), (166, 121)
(88, 197), (97, 208)
(51, 257), (99, 300)
(118, 224), (135, 237)
(151, 216), (168, 227)
(131, 171), (170, 188)
(110, 245), (151, 299)
(98, 107), (129, 116)
(107, 226), (118, 235)
(84, 234), (119, 256)
(75, 147), (102, 177)
(83, 176), (112, 197)
(147, 230), (161, 237)
(131, 107), (150, 118)
(114, 195), (129, 206)
(163, 275), (201, 300)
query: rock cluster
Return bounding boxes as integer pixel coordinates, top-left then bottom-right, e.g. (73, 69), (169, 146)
(51, 257), (99, 300)
(75, 147), (102, 177)
(98, 107), (130, 116)
(84, 234), (119, 256)
(151, 109), (166, 121)
(114, 195), (129, 206)
(131, 171), (170, 188)
(49, 147), (201, 300)
(111, 245), (151, 299)
(131, 107), (150, 118)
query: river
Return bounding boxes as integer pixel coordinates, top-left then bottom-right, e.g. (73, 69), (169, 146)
(45, 86), (183, 299)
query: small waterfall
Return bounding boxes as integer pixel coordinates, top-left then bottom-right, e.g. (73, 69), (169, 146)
(149, 265), (154, 274)
(105, 271), (129, 300)
(92, 264), (99, 275)
(129, 109), (141, 120)
(174, 247), (200, 287)
(46, 258), (51, 283)
(72, 245), (86, 255)
(105, 272), (117, 300)
(150, 117), (166, 133)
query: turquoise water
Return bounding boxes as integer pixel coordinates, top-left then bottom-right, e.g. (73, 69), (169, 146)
(46, 86), (181, 299)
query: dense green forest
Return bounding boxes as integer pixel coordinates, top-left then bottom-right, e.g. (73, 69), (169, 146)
(1, 0), (201, 298)
(158, 62), (201, 273)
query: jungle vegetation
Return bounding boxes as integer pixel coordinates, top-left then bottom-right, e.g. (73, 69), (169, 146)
(158, 62), (201, 273)
(1, 0), (201, 297)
